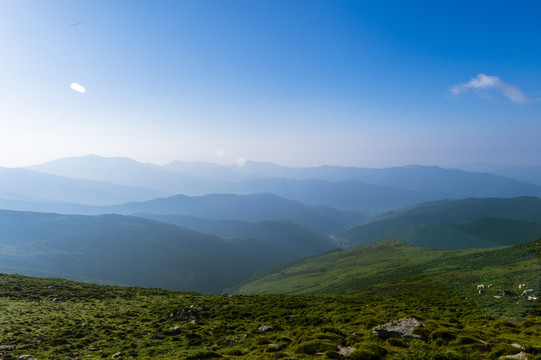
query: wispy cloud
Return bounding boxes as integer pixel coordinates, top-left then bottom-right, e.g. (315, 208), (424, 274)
(70, 82), (86, 94)
(450, 74), (531, 104)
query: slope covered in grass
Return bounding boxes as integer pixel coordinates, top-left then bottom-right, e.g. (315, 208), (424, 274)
(341, 196), (541, 249)
(232, 239), (541, 320)
(1, 273), (541, 360)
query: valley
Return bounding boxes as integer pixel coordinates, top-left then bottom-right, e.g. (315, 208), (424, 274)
(4, 3), (541, 359)
(0, 156), (541, 359)
(0, 240), (539, 359)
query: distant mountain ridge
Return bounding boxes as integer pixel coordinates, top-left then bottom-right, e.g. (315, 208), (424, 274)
(458, 163), (541, 187)
(0, 166), (168, 205)
(229, 178), (439, 212)
(21, 155), (541, 213)
(0, 209), (335, 294)
(25, 155), (231, 195)
(0, 192), (365, 235)
(135, 214), (334, 257)
(102, 193), (364, 235)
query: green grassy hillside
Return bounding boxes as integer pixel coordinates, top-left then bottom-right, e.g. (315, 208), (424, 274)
(342, 197), (541, 249)
(396, 217), (541, 249)
(0, 272), (540, 360)
(232, 239), (541, 320)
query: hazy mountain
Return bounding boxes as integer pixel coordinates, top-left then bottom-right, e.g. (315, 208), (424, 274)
(234, 163), (541, 197)
(25, 154), (231, 195)
(24, 156), (541, 213)
(0, 209), (308, 294)
(0, 193), (364, 235)
(104, 193), (365, 235)
(135, 214), (336, 257)
(341, 196), (541, 249)
(0, 166), (168, 205)
(232, 178), (440, 212)
(228, 162), (541, 197)
(458, 163), (541, 187)
(354, 165), (541, 198)
(0, 197), (96, 214)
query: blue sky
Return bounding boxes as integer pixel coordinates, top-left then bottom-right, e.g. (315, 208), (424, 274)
(1, 0), (540, 168)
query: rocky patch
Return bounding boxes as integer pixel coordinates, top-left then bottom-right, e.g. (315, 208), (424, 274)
(372, 318), (425, 339)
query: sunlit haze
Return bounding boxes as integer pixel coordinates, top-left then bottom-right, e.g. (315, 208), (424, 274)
(1, 0), (540, 168)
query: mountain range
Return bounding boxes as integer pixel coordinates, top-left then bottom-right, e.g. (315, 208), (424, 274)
(0, 166), (167, 205)
(135, 214), (333, 258)
(1, 155), (541, 296)
(1, 196), (540, 295)
(0, 209), (336, 294)
(21, 155), (541, 213)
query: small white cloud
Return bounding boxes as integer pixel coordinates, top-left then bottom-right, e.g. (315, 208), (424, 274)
(450, 74), (530, 104)
(70, 82), (86, 94)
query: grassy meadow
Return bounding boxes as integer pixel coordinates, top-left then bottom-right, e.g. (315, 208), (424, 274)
(1, 240), (540, 360)
(233, 240), (541, 319)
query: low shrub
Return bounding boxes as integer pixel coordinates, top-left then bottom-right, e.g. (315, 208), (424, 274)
(387, 338), (408, 347)
(349, 343), (388, 360)
(401, 349), (463, 360)
(294, 339), (336, 354)
(184, 351), (222, 359)
(429, 330), (457, 344)
(349, 349), (381, 360)
(454, 335), (478, 345)
(316, 332), (344, 343)
(223, 348), (243, 356)
(490, 343), (523, 358)
(325, 350), (342, 359)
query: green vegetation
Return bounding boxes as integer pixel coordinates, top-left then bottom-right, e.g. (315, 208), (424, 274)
(342, 197), (541, 249)
(233, 239), (541, 320)
(1, 200), (541, 359)
(0, 272), (540, 359)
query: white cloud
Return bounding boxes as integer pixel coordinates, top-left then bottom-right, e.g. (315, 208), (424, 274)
(70, 82), (86, 94)
(450, 74), (530, 104)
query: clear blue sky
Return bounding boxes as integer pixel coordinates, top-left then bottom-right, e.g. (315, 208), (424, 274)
(1, 0), (540, 168)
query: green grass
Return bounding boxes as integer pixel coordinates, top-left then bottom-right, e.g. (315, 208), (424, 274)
(342, 197), (541, 249)
(0, 269), (540, 359)
(232, 239), (541, 320)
